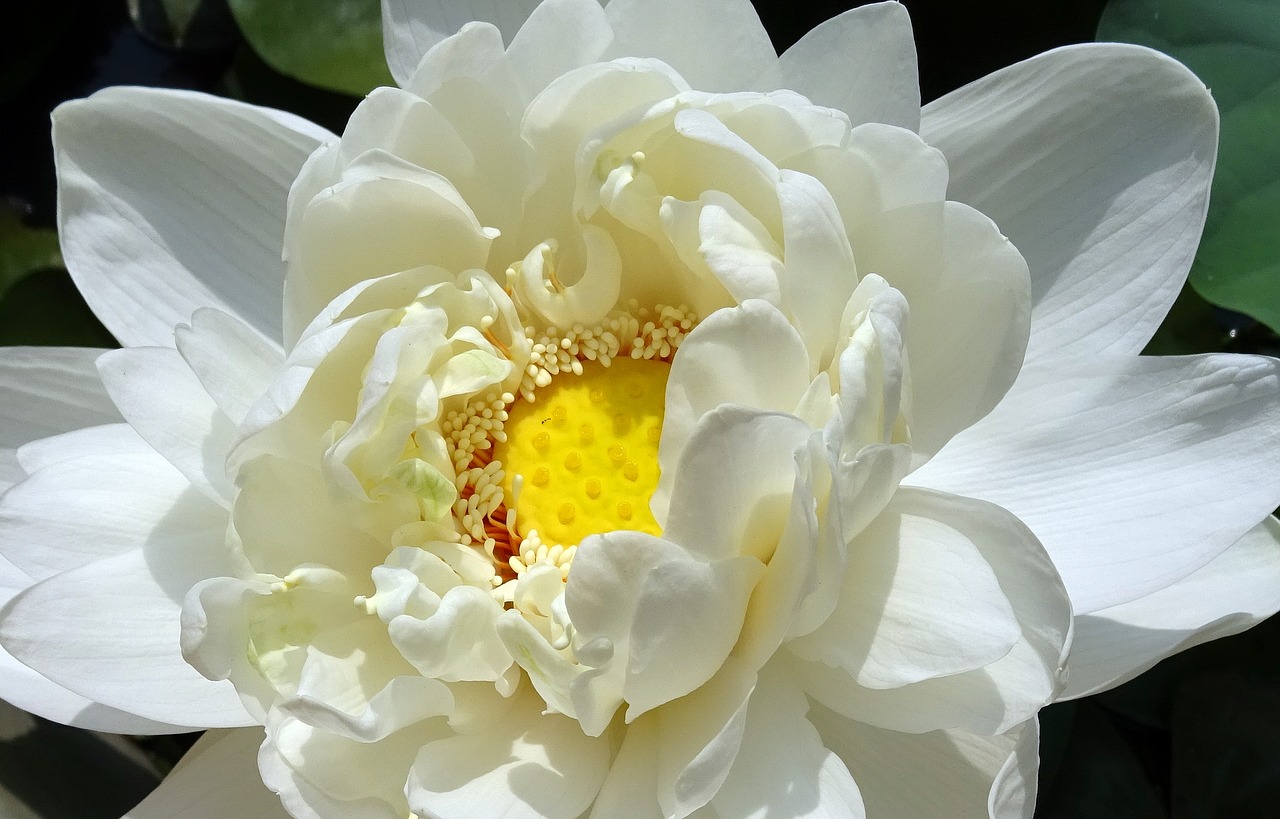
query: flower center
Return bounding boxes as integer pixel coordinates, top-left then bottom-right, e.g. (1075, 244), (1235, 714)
(497, 357), (667, 547)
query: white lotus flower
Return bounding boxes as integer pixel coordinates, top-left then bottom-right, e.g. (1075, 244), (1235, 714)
(2, 1), (1279, 817)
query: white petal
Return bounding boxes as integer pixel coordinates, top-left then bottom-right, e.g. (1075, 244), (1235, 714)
(567, 529), (762, 722)
(0, 555), (186, 734)
(0, 347), (120, 492)
(833, 275), (909, 451)
(624, 550), (762, 720)
(506, 0), (613, 103)
(590, 716), (664, 819)
(921, 44), (1217, 361)
(55, 87), (330, 348)
(233, 455), (385, 579)
(265, 707), (436, 818)
(654, 658), (756, 819)
(1, 429), (205, 580)
(659, 191), (784, 306)
(407, 683), (609, 819)
(711, 666), (864, 819)
(604, 0), (775, 91)
(754, 1), (919, 130)
(792, 490), (1070, 735)
(894, 202), (1030, 459)
(1064, 515), (1280, 699)
(125, 729), (288, 819)
(735, 436), (836, 666)
(0, 647), (181, 734)
(381, 0), (543, 87)
(0, 547), (251, 728)
(401, 21), (510, 99)
(282, 653), (454, 742)
(811, 704), (1039, 819)
(388, 585), (513, 684)
(909, 354), (1280, 613)
(176, 309), (285, 426)
(284, 150), (494, 342)
(658, 301), (812, 519)
(776, 170), (859, 371)
(346, 82), (529, 265)
(97, 347), (236, 502)
(663, 405), (814, 562)
(791, 487), (1020, 689)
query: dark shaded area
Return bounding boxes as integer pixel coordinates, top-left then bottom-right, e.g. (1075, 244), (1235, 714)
(0, 266), (115, 347)
(0, 716), (161, 817)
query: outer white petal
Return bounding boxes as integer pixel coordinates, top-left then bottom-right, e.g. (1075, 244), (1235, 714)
(0, 347), (120, 493)
(1, 427), (205, 580)
(710, 666), (864, 819)
(921, 44), (1217, 361)
(1063, 515), (1280, 699)
(604, 0), (775, 91)
(125, 729), (289, 819)
(97, 347), (236, 503)
(54, 87), (331, 349)
(754, 1), (919, 131)
(0, 545), (251, 728)
(381, 0), (543, 87)
(407, 684), (609, 819)
(0, 555), (185, 734)
(909, 354), (1280, 613)
(811, 704), (1039, 819)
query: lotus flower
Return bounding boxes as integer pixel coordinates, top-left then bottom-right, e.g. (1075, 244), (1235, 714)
(2, 1), (1279, 817)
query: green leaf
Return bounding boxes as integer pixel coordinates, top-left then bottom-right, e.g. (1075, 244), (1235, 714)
(1098, 0), (1280, 334)
(227, 0), (393, 97)
(0, 209), (61, 296)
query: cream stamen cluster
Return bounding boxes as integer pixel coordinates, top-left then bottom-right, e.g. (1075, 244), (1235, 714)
(517, 302), (698, 402)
